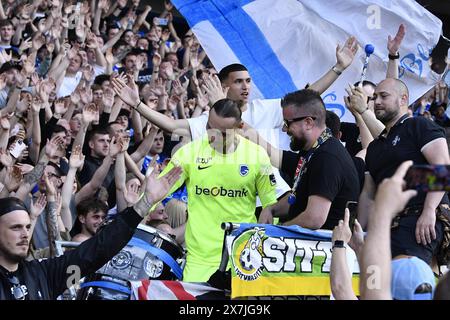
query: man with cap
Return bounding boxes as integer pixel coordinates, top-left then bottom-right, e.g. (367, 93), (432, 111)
(0, 165), (182, 300)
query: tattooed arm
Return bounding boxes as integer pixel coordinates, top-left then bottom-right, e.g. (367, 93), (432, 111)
(14, 136), (64, 201)
(46, 200), (62, 258)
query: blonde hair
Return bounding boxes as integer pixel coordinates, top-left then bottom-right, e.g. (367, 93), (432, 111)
(165, 199), (187, 228)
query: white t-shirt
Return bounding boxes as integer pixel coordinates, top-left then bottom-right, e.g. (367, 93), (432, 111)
(57, 72), (82, 98)
(187, 98), (291, 204)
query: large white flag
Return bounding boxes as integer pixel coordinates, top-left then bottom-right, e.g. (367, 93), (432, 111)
(172, 0), (442, 122)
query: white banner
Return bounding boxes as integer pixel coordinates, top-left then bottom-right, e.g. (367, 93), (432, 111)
(173, 0), (442, 122)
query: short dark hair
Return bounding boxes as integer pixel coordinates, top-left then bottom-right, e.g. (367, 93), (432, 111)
(325, 110), (341, 138)
(94, 74), (111, 86)
(52, 124), (68, 136)
(211, 99), (242, 121)
(218, 63), (248, 82)
(76, 198), (108, 218)
(87, 126), (109, 142)
(0, 19), (13, 28)
(91, 83), (102, 92)
(281, 89), (326, 126)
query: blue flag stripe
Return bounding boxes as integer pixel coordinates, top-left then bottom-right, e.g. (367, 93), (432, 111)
(172, 0), (298, 99)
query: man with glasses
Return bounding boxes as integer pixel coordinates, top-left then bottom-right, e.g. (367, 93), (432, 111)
(256, 89), (360, 230)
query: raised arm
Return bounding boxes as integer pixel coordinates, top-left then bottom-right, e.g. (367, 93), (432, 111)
(60, 146), (84, 230)
(308, 36), (359, 94)
(14, 135), (64, 201)
(130, 125), (158, 163)
(112, 76), (191, 137)
(29, 96), (42, 164)
(330, 209), (358, 300)
(386, 24), (405, 79)
(346, 84), (385, 138)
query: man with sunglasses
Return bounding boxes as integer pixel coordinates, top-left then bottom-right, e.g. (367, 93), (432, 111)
(256, 89), (360, 230)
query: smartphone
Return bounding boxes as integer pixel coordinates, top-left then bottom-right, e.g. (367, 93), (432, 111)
(346, 201), (358, 232)
(405, 164), (450, 192)
(10, 140), (27, 158)
(155, 18), (168, 26)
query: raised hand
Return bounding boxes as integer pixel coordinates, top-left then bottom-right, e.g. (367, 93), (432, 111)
(124, 182), (140, 206)
(171, 79), (185, 96)
(111, 77), (140, 107)
(143, 164), (182, 205)
(22, 55), (35, 75)
(80, 86), (93, 105)
(45, 135), (65, 158)
(167, 94), (180, 111)
(103, 87), (115, 109)
(152, 52), (162, 69)
(44, 172), (58, 196)
(30, 194), (47, 220)
(387, 24), (405, 55)
(69, 145), (85, 169)
(108, 135), (121, 158)
(16, 163), (34, 175)
(150, 78), (167, 97)
(5, 165), (23, 192)
(18, 38), (32, 54)
(0, 112), (12, 130)
(81, 64), (95, 82)
(0, 148), (14, 167)
(201, 74), (229, 105)
(336, 36), (359, 71)
(345, 84), (368, 115)
(54, 98), (68, 116)
(82, 103), (99, 125)
(32, 33), (46, 52)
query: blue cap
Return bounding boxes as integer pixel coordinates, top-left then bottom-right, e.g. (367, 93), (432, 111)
(391, 256), (435, 300)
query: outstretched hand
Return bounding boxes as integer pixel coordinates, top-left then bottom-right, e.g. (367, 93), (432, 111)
(387, 24), (406, 55)
(336, 36), (359, 70)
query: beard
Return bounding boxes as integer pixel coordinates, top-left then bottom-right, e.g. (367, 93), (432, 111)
(375, 107), (399, 125)
(0, 242), (28, 263)
(290, 136), (307, 151)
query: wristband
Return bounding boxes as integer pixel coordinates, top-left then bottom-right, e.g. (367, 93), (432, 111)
(332, 240), (346, 249)
(361, 106), (369, 115)
(388, 52), (400, 60)
(332, 66), (342, 76)
(134, 101), (142, 110)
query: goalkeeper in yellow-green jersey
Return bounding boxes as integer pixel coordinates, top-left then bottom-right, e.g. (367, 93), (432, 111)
(158, 99), (277, 282)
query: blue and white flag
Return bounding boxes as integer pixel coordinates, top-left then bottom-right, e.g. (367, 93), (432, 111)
(172, 0), (442, 122)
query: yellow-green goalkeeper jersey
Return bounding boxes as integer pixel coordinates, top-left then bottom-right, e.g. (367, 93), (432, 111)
(160, 135), (277, 281)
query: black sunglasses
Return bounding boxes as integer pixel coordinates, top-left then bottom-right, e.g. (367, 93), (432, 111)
(283, 116), (316, 129)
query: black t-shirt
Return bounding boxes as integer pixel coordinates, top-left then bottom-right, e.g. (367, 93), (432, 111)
(366, 115), (449, 207)
(340, 122), (362, 156)
(352, 156), (366, 194)
(281, 137), (360, 230)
